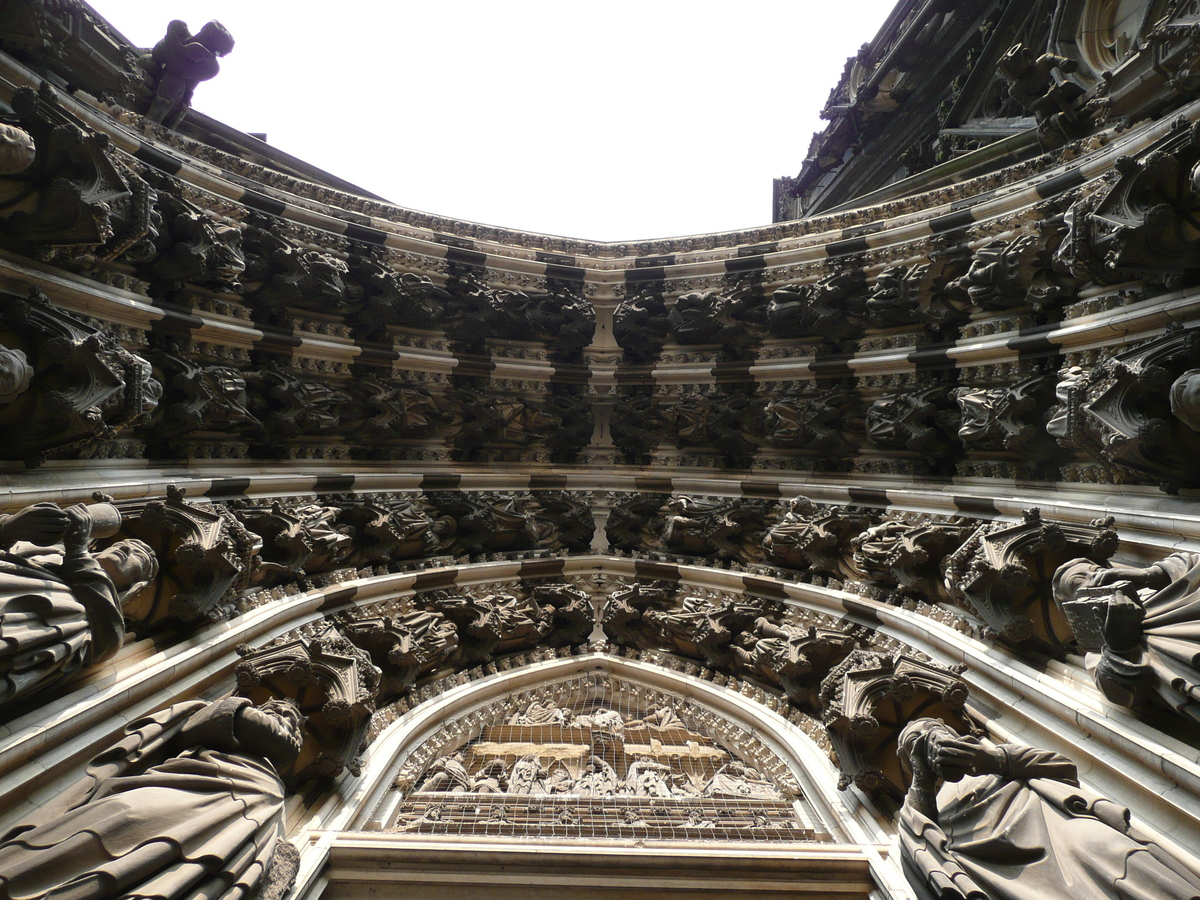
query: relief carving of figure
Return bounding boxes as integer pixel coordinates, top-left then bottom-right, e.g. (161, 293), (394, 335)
(0, 503), (157, 711)
(417, 752), (472, 792)
(0, 696), (303, 900)
(897, 718), (1200, 900)
(577, 755), (619, 796)
(1053, 552), (1200, 722)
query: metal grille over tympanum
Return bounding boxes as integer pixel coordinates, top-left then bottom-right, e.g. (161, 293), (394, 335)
(387, 673), (827, 841)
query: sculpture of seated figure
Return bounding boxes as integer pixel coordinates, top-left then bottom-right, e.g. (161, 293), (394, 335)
(897, 718), (1200, 900)
(1054, 553), (1200, 722)
(0, 503), (158, 711)
(0, 696), (303, 900)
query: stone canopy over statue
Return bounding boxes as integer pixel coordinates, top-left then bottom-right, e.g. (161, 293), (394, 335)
(897, 718), (1200, 900)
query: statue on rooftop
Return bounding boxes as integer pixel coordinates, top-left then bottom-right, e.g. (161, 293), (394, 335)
(140, 20), (235, 128)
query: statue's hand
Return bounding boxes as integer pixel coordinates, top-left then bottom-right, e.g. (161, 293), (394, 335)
(931, 735), (1004, 782)
(0, 502), (69, 546)
(1088, 565), (1156, 590)
(62, 504), (95, 557)
(1103, 593), (1146, 649)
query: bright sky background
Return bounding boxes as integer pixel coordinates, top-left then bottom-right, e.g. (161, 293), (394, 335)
(91, 1), (899, 242)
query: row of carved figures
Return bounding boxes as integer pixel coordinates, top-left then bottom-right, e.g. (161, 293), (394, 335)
(5, 79), (1200, 368)
(0, 84), (596, 350)
(613, 324), (1200, 488)
(8, 285), (1200, 487)
(2, 486), (1197, 735)
(0, 290), (592, 464)
(3, 603), (1200, 900)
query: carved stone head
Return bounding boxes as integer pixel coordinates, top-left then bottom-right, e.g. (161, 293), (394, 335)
(0, 344), (33, 404)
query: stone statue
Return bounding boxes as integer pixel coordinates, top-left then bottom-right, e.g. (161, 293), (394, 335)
(577, 755), (619, 796)
(704, 761), (782, 800)
(625, 757), (674, 797)
(897, 718), (1200, 900)
(472, 759), (509, 793)
(1053, 553), (1200, 722)
(140, 21), (235, 127)
(0, 503), (158, 711)
(508, 754), (549, 794)
(0, 696), (302, 900)
(417, 752), (472, 792)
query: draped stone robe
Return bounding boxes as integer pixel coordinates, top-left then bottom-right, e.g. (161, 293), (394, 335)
(0, 549), (124, 709)
(0, 699), (290, 900)
(900, 744), (1200, 900)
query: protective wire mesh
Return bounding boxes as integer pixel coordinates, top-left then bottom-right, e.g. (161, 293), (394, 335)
(390, 673), (827, 842)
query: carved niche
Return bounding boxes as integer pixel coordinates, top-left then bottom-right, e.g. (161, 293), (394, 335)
(487, 289), (595, 355)
(819, 651), (976, 802)
(417, 588), (555, 667)
(129, 175), (245, 291)
(850, 519), (972, 601)
(668, 290), (758, 347)
(142, 348), (259, 445)
(613, 292), (669, 359)
(236, 625), (381, 781)
(243, 366), (353, 446)
(767, 269), (868, 339)
(1089, 120), (1200, 281)
(340, 608), (460, 705)
(241, 221), (352, 315)
(0, 289), (159, 462)
(105, 486), (254, 632)
(762, 496), (874, 580)
(731, 618), (858, 713)
(944, 508), (1118, 653)
(954, 374), (1056, 460)
(866, 385), (961, 461)
(0, 85), (140, 252)
(345, 254), (450, 336)
(599, 582), (677, 648)
(644, 595), (782, 671)
(231, 502), (352, 588)
(1046, 326), (1200, 490)
(763, 389), (861, 461)
(429, 491), (593, 556)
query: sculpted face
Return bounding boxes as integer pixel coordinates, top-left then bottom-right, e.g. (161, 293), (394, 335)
(1052, 557), (1103, 604)
(0, 124), (35, 175)
(96, 539), (159, 599)
(0, 344), (33, 404)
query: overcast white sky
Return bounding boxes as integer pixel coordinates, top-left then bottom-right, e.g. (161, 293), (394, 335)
(91, 1), (898, 242)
